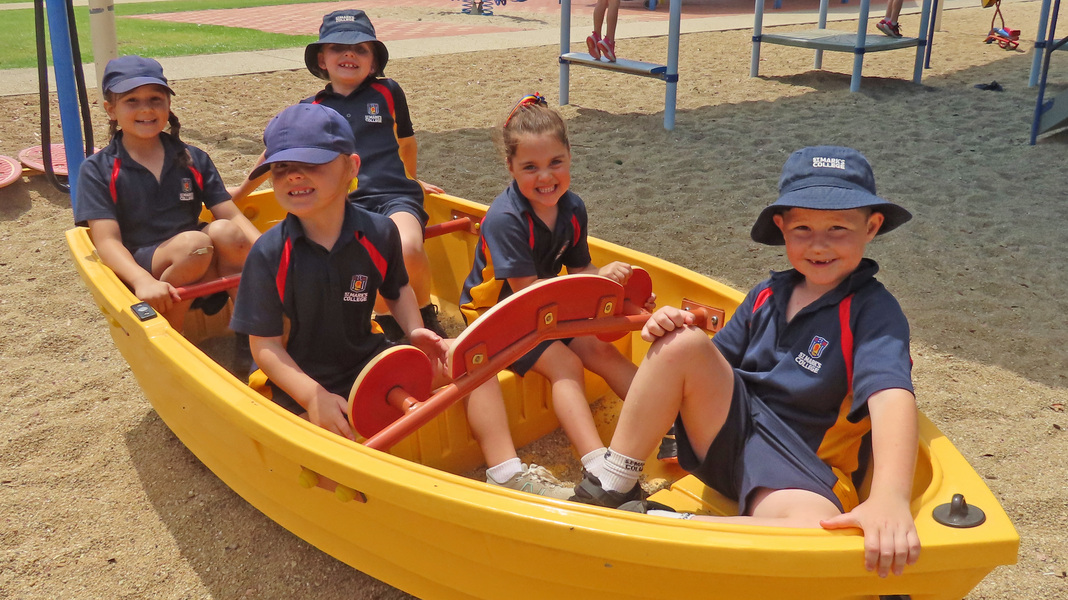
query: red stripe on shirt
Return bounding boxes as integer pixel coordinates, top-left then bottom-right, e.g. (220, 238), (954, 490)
(276, 237), (292, 303)
(109, 158), (121, 203)
(839, 294), (854, 389)
(752, 287), (773, 313)
(370, 82), (395, 118)
(358, 232), (387, 280)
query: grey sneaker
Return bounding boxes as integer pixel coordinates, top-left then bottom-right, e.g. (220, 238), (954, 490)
(488, 463), (573, 499)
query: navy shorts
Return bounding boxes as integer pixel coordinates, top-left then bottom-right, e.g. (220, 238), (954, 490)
(675, 370), (843, 515)
(509, 338), (575, 376)
(266, 337), (394, 416)
(351, 193), (429, 229)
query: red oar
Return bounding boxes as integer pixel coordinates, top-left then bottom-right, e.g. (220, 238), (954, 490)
(174, 273), (242, 300)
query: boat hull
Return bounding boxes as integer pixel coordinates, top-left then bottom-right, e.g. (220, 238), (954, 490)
(66, 190), (1018, 600)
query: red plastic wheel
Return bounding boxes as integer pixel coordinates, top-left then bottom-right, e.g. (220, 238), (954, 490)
(0, 155), (20, 189)
(348, 345), (433, 439)
(18, 144), (95, 176)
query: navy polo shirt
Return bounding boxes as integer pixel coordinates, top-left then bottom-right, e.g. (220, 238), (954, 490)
(74, 132), (230, 251)
(302, 78), (424, 205)
(459, 181), (591, 323)
(712, 258), (914, 463)
(230, 202), (408, 397)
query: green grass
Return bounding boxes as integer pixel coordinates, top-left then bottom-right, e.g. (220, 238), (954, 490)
(0, 1), (326, 69)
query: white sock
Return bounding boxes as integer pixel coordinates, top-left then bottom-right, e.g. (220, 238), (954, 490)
(648, 510), (694, 520)
(581, 447), (607, 479)
(600, 448), (644, 494)
(487, 457), (523, 484)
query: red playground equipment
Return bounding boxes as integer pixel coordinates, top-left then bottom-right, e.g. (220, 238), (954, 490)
(983, 0), (1021, 49)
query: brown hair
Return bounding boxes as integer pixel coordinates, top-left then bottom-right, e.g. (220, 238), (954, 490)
(104, 90), (192, 171)
(499, 93), (569, 162)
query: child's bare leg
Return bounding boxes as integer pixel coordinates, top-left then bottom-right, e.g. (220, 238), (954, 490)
(153, 230), (214, 330)
(568, 336), (637, 399)
(593, 0), (608, 34)
(690, 488), (840, 527)
(609, 326), (734, 462)
(203, 218), (252, 277)
(530, 342), (604, 457)
(391, 212), (432, 307)
(465, 378), (519, 468)
(604, 0), (621, 40)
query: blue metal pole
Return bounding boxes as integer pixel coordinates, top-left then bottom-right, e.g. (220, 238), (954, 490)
(45, 0), (85, 205)
(751, 0), (765, 77)
(1030, 0), (1053, 87)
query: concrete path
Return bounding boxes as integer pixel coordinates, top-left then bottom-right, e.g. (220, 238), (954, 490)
(1, 0), (969, 97)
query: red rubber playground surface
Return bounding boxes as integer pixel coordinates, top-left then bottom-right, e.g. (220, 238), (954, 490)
(128, 0), (838, 41)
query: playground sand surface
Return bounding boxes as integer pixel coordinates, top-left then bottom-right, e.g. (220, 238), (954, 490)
(1, 2), (1066, 598)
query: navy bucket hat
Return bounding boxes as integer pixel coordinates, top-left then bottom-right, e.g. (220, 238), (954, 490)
(304, 10), (389, 80)
(750, 146), (912, 246)
(101, 55), (174, 95)
(249, 104), (357, 179)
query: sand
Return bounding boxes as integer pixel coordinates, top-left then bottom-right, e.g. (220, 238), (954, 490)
(1, 2), (1066, 598)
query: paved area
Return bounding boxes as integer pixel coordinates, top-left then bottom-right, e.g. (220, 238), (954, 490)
(2, 0), (969, 97)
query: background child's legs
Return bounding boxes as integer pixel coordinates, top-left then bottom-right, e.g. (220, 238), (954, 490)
(530, 341), (604, 457)
(603, 0), (620, 41)
(568, 335), (637, 399)
(885, 0), (903, 23)
(609, 326), (734, 462)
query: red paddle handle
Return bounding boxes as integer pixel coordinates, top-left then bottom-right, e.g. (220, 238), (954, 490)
(175, 274), (242, 300)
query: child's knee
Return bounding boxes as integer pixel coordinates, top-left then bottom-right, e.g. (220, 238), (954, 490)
(207, 219), (251, 253)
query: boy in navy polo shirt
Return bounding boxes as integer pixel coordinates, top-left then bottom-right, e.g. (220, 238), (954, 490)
(230, 103), (449, 441)
(232, 9), (446, 341)
(572, 146), (922, 579)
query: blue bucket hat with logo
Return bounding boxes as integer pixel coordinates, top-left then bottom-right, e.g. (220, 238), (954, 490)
(304, 9), (389, 80)
(750, 146), (912, 246)
(249, 104), (356, 179)
(101, 55), (174, 95)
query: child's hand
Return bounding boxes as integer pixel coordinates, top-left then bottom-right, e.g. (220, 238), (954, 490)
(134, 279), (181, 314)
(641, 292), (657, 313)
(419, 180), (445, 195)
(408, 327), (449, 370)
(641, 306), (696, 342)
(598, 261), (633, 284)
(819, 496), (920, 578)
(306, 388), (356, 441)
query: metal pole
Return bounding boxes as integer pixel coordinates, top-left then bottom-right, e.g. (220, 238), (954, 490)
(45, 0), (86, 202)
(815, 0), (829, 69)
(1030, 0), (1053, 87)
(88, 0), (117, 92)
(851, 0), (871, 92)
(664, 0), (681, 130)
(751, 0), (765, 77)
(560, 0), (571, 105)
(914, 0), (932, 82)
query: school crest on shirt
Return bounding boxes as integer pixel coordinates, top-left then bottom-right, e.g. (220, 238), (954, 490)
(179, 178), (195, 202)
(344, 274), (370, 302)
(795, 335), (829, 374)
(365, 103), (382, 124)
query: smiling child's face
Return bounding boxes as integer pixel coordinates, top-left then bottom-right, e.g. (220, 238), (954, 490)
(104, 84), (171, 140)
(318, 43), (377, 92)
(773, 207), (884, 293)
(506, 132), (572, 215)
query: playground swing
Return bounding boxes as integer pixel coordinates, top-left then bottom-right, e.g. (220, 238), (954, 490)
(982, 0), (1020, 50)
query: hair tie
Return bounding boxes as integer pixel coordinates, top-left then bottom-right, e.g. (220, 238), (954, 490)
(504, 93), (548, 128)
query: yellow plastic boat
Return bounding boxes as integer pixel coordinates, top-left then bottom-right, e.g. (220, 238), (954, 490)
(66, 190), (1018, 600)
